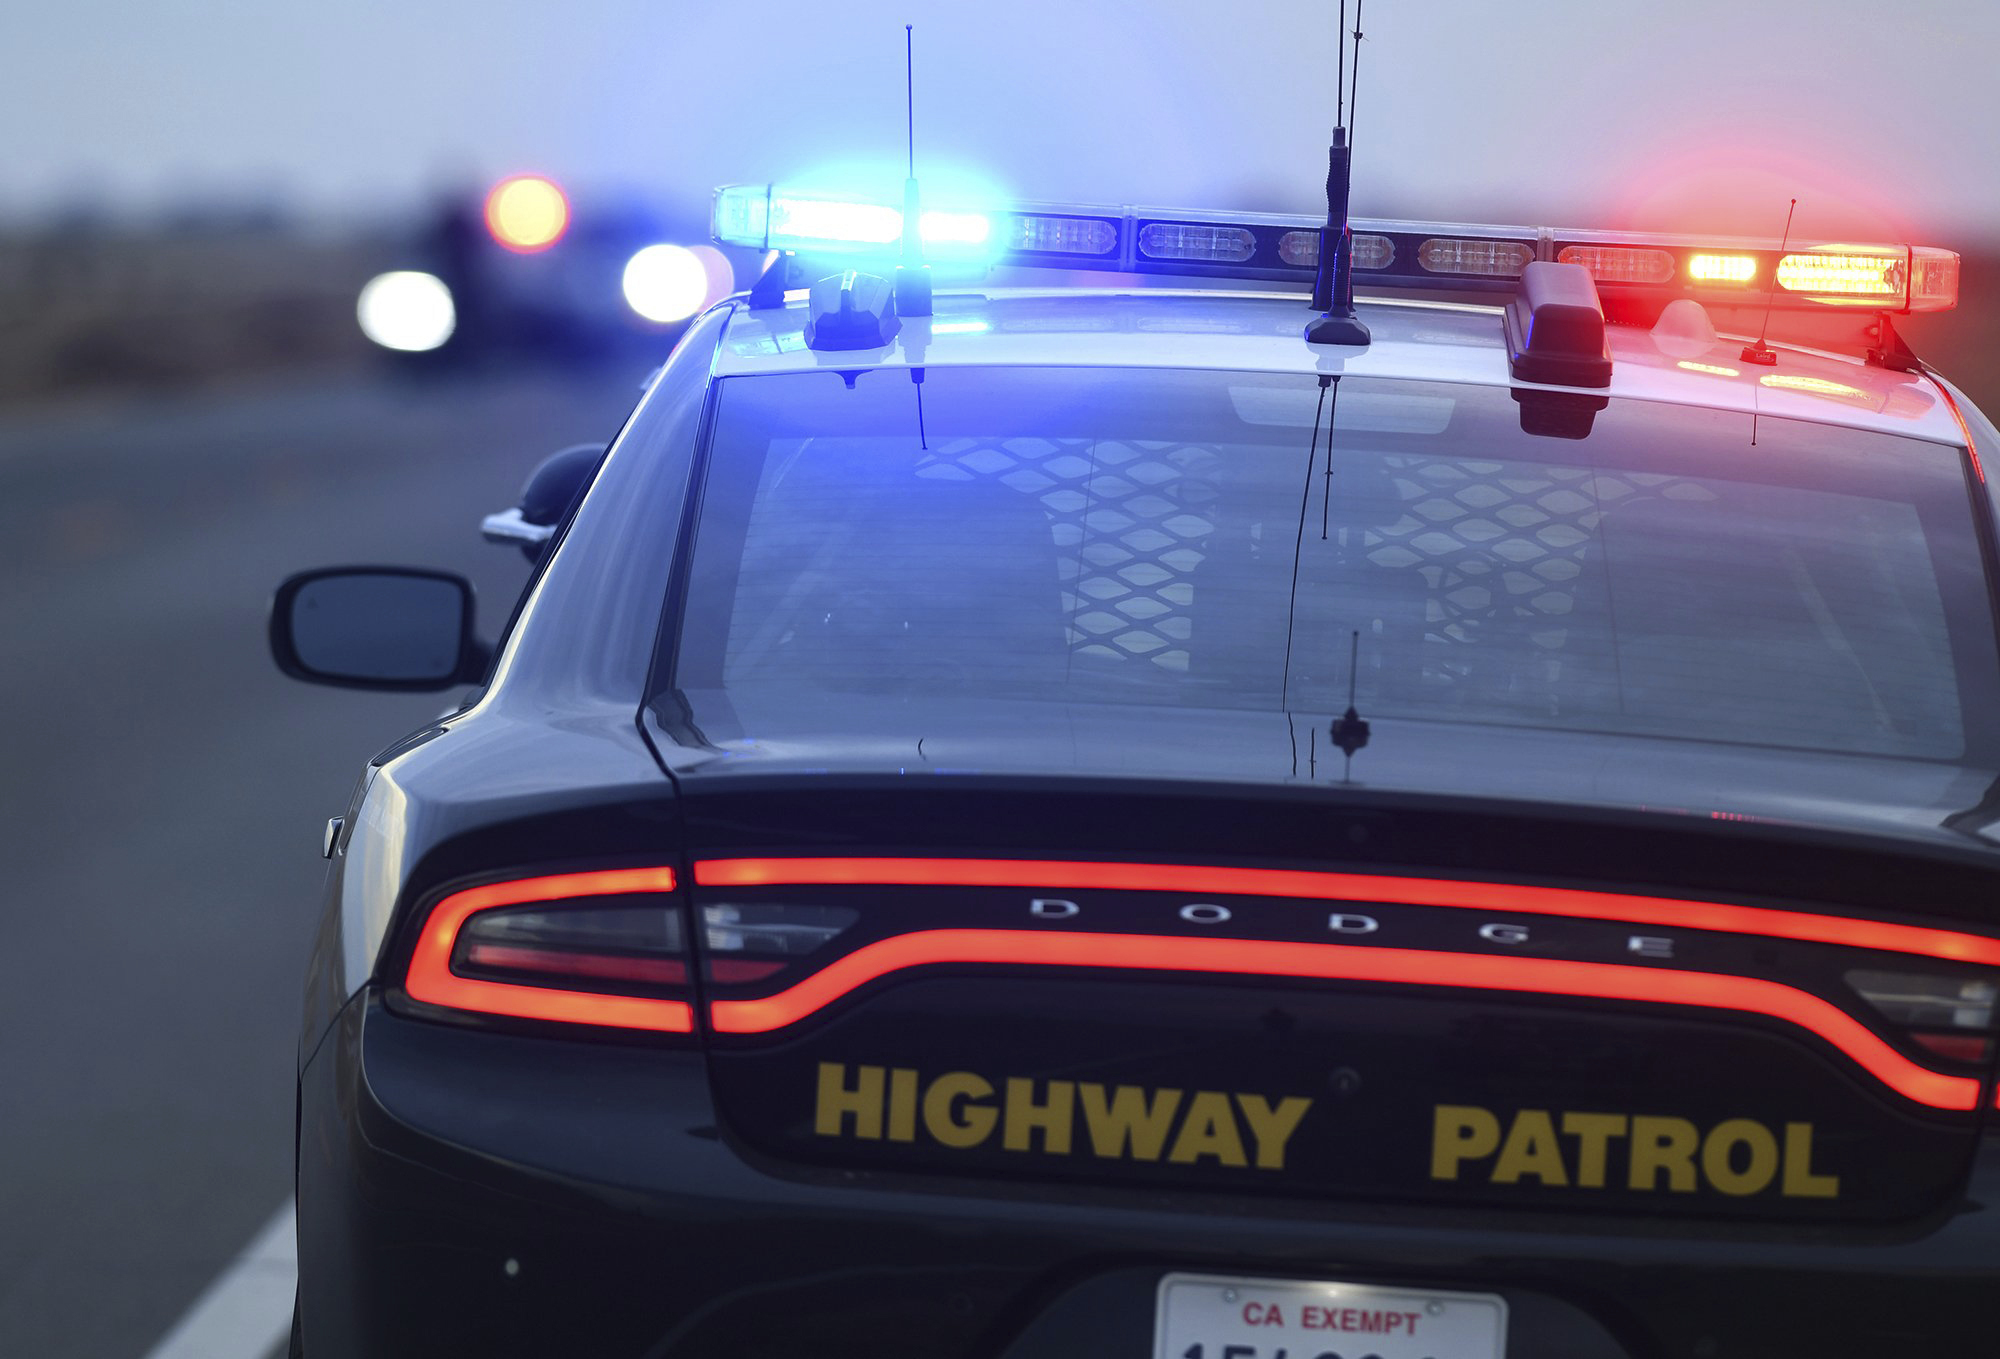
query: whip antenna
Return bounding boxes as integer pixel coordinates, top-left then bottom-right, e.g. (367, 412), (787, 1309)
(1306, 1), (1369, 346)
(1741, 197), (1796, 366)
(896, 23), (932, 317)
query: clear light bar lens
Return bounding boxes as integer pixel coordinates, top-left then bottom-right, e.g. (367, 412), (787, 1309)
(1909, 247), (1960, 311)
(711, 187), (998, 257)
(1558, 245), (1676, 285)
(1778, 251), (1902, 297)
(772, 197), (901, 246)
(1278, 231), (1317, 267)
(1278, 231), (1394, 270)
(1007, 214), (1117, 255)
(1847, 969), (1998, 1029)
(1687, 253), (1759, 284)
(1418, 238), (1532, 277)
(1139, 223), (1256, 263)
(919, 210), (991, 245)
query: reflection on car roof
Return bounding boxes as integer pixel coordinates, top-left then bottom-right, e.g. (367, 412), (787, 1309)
(715, 291), (1962, 447)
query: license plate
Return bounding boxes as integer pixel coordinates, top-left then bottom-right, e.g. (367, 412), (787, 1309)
(1155, 1272), (1507, 1359)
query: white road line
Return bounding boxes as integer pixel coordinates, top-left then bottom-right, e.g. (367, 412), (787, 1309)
(140, 1201), (296, 1359)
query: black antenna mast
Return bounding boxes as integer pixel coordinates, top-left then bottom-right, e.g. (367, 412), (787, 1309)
(1741, 197), (1796, 366)
(1306, 0), (1369, 346)
(896, 24), (932, 318)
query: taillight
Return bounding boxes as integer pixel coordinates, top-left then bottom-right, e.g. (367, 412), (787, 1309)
(1847, 968), (1998, 1065)
(700, 902), (858, 983)
(403, 868), (692, 1032)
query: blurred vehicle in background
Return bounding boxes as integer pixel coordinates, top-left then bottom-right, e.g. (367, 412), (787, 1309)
(354, 174), (750, 362)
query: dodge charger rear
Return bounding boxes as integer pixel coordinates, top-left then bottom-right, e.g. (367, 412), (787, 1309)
(283, 298), (2000, 1358)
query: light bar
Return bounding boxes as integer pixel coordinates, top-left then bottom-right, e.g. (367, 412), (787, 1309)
(1687, 253), (1759, 285)
(1557, 245), (1675, 286)
(1551, 228), (1957, 313)
(713, 185), (995, 262)
(711, 185), (1959, 312)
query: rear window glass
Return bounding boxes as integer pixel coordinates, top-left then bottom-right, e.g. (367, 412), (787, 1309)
(671, 367), (1996, 761)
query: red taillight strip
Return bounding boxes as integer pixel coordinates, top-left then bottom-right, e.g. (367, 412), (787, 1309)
(404, 868), (692, 1033)
(693, 857), (2000, 968)
(707, 929), (1979, 1110)
(461, 943), (689, 986)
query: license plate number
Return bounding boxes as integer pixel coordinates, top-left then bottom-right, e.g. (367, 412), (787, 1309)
(1156, 1272), (1507, 1359)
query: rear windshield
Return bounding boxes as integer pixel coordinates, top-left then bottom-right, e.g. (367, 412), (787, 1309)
(670, 367), (1998, 761)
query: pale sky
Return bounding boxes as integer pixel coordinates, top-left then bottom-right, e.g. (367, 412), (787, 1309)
(5, 0), (1997, 246)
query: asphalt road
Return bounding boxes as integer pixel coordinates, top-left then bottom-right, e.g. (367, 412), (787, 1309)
(0, 359), (652, 1358)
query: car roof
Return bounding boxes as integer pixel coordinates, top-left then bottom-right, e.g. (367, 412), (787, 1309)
(713, 289), (1966, 448)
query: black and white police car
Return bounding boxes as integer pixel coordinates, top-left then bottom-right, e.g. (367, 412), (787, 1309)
(273, 164), (2000, 1357)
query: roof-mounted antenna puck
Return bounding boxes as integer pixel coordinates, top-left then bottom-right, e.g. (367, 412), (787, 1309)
(1505, 261), (1613, 387)
(806, 269), (900, 351)
(895, 24), (933, 319)
(1306, 0), (1370, 347)
(1506, 261), (1612, 438)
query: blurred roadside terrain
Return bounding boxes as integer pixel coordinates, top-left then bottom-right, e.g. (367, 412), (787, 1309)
(0, 222), (387, 405)
(4, 222), (1996, 411)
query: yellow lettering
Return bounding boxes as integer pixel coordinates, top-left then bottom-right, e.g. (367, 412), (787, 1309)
(1002, 1078), (1075, 1154)
(1430, 1105), (1502, 1181)
(1492, 1108), (1568, 1186)
(886, 1068), (919, 1143)
(1781, 1122), (1840, 1198)
(1560, 1112), (1628, 1188)
(1167, 1091), (1249, 1167)
(814, 1062), (884, 1139)
(1628, 1116), (1699, 1192)
(1077, 1083), (1183, 1161)
(922, 1072), (997, 1148)
(1234, 1094), (1314, 1171)
(1701, 1119), (1779, 1196)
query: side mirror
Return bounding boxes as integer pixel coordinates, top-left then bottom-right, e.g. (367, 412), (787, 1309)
(481, 442), (603, 559)
(270, 567), (480, 691)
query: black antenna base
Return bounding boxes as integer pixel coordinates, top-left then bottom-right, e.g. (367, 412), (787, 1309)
(1331, 706), (1371, 758)
(1739, 341), (1778, 366)
(1306, 310), (1371, 346)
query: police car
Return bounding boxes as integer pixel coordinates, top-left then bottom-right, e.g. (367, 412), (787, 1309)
(353, 174), (732, 358)
(272, 176), (2000, 1357)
